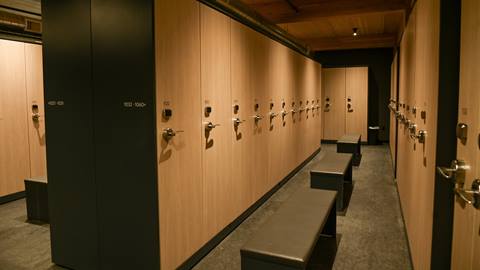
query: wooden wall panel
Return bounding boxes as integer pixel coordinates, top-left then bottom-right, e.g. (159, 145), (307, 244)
(25, 43), (47, 179)
(0, 39), (30, 197)
(200, 6), (235, 239)
(155, 1), (204, 269)
(451, 0), (480, 268)
(396, 0), (440, 268)
(390, 52), (398, 167)
(345, 67), (368, 142)
(322, 68), (346, 140)
(156, 3), (323, 268)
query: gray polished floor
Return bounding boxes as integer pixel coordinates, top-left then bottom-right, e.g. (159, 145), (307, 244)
(0, 144), (412, 270)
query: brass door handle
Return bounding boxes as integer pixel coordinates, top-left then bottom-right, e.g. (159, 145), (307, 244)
(269, 112), (278, 118)
(32, 113), (41, 122)
(253, 115), (263, 121)
(281, 110), (289, 117)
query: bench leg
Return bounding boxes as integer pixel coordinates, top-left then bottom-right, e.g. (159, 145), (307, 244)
(310, 174), (344, 211)
(321, 203), (336, 237)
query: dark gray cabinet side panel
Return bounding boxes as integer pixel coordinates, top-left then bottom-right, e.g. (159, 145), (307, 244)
(91, 0), (160, 269)
(42, 1), (99, 269)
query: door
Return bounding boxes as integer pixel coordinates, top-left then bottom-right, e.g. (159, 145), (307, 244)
(322, 68), (345, 141)
(25, 43), (47, 179)
(345, 67), (368, 142)
(449, 0), (480, 268)
(0, 39), (30, 197)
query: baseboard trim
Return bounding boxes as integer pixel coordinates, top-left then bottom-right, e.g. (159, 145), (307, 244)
(0, 191), (25, 205)
(178, 147), (322, 270)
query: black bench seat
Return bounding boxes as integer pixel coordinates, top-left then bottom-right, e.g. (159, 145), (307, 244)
(310, 153), (353, 212)
(336, 134), (361, 166)
(241, 188), (337, 270)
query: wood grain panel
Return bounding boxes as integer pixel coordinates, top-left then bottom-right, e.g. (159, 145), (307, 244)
(345, 67), (368, 142)
(0, 39), (30, 197)
(322, 68), (346, 141)
(155, 1), (204, 269)
(200, 5), (235, 239)
(452, 0), (480, 268)
(25, 43), (47, 179)
(390, 52), (398, 167)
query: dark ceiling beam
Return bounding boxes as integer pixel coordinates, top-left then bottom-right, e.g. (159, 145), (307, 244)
(250, 0), (409, 24)
(305, 33), (397, 51)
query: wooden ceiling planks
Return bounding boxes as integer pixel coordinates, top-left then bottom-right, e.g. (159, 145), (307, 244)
(242, 0), (409, 51)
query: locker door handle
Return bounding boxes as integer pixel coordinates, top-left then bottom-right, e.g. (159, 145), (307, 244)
(205, 122), (220, 131)
(454, 179), (480, 208)
(162, 128), (184, 141)
(253, 115), (263, 122)
(233, 118), (245, 126)
(291, 109), (297, 114)
(32, 113), (41, 122)
(437, 160), (470, 180)
(281, 110), (289, 117)
(269, 112), (278, 118)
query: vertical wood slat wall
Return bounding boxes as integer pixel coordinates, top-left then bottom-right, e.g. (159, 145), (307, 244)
(155, 2), (322, 269)
(394, 0), (440, 269)
(322, 67), (368, 142)
(390, 53), (398, 168)
(0, 39), (46, 198)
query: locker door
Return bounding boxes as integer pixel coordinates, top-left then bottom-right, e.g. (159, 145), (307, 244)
(0, 39), (30, 197)
(155, 1), (204, 269)
(345, 67), (368, 142)
(450, 0), (480, 268)
(200, 5), (234, 238)
(322, 68), (346, 141)
(25, 43), (47, 179)
(231, 20), (258, 212)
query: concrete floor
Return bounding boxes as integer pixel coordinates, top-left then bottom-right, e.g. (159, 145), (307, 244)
(0, 144), (412, 270)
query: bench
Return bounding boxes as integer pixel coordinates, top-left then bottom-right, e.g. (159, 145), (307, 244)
(310, 153), (353, 212)
(24, 177), (49, 223)
(241, 188), (337, 270)
(337, 134), (362, 166)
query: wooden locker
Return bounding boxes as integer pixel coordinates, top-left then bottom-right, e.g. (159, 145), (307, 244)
(322, 68), (346, 141)
(230, 20), (259, 212)
(267, 41), (288, 188)
(155, 0), (204, 269)
(25, 43), (47, 179)
(451, 0), (480, 268)
(345, 67), (368, 142)
(390, 53), (398, 167)
(0, 39), (30, 198)
(200, 5), (235, 239)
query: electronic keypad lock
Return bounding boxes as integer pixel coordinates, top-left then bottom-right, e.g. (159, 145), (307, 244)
(32, 104), (40, 122)
(162, 128), (184, 141)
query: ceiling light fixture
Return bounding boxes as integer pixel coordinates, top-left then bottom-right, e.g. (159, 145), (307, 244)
(352, 27), (358, 36)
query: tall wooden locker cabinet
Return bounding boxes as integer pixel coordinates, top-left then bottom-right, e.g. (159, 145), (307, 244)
(322, 67), (368, 142)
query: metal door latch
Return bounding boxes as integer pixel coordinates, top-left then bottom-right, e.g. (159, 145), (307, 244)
(205, 122), (220, 131)
(233, 118), (245, 127)
(416, 130), (427, 144)
(281, 110), (289, 117)
(163, 128), (184, 141)
(269, 112), (278, 119)
(437, 160), (470, 180)
(253, 115), (263, 122)
(455, 179), (480, 209)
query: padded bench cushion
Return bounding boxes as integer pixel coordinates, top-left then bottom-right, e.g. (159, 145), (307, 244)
(337, 134), (361, 144)
(241, 188), (337, 269)
(310, 153), (353, 176)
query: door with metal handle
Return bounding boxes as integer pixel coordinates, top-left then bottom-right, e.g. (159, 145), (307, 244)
(436, 159), (470, 181)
